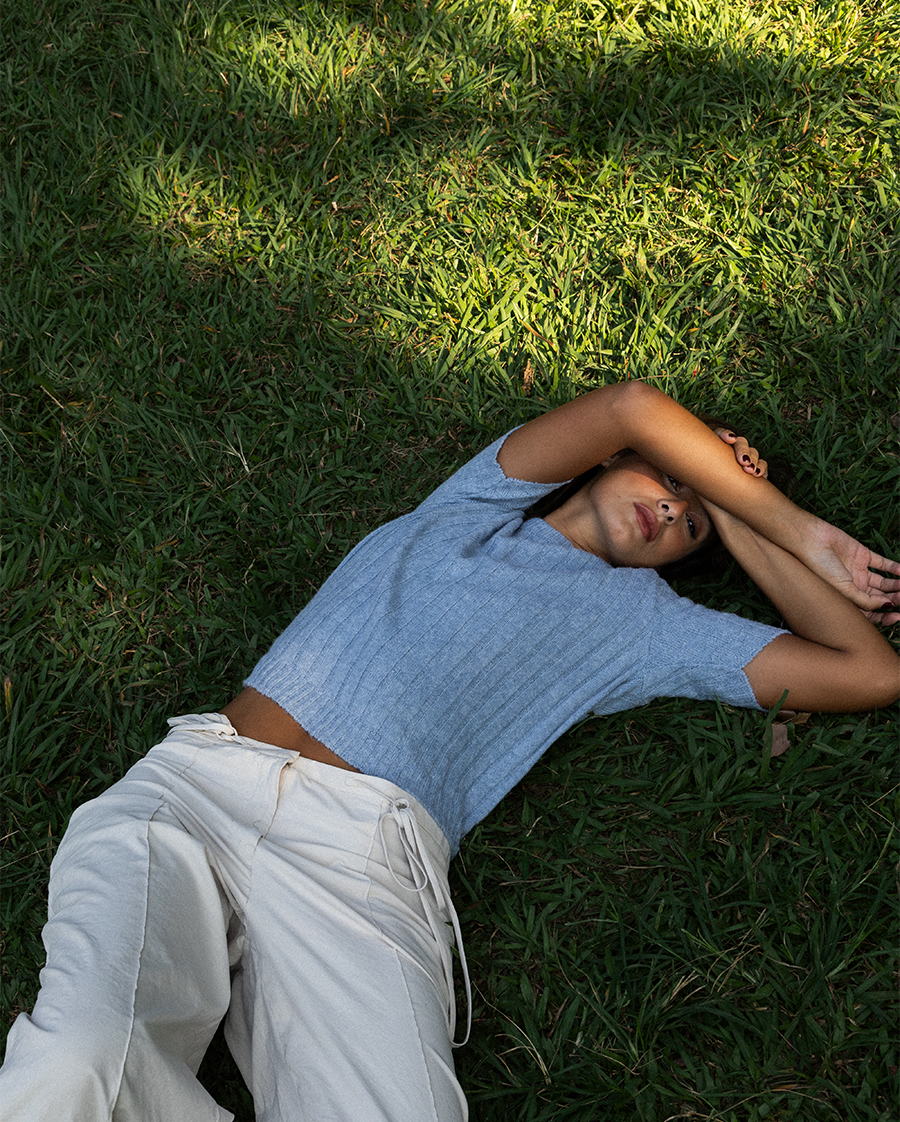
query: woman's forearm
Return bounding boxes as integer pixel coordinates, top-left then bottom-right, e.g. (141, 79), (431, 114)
(715, 512), (873, 651)
(610, 384), (822, 555)
(502, 382), (816, 548)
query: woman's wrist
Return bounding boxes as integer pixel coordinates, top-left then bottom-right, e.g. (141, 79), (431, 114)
(757, 498), (823, 562)
(708, 483), (819, 562)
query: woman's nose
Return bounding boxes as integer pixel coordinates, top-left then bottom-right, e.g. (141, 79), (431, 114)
(657, 496), (687, 523)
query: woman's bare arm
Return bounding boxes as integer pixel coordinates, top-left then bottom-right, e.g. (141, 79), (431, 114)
(704, 501), (899, 711)
(499, 382), (816, 550)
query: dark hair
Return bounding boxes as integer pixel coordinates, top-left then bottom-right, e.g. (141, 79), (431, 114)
(523, 465), (603, 522)
(523, 417), (794, 584)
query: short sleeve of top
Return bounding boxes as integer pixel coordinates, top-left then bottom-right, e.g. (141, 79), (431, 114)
(246, 430), (788, 849)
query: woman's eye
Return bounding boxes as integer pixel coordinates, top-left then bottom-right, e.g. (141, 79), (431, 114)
(666, 474), (682, 491)
(687, 515), (697, 539)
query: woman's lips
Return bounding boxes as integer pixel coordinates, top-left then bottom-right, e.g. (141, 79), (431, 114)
(634, 503), (659, 542)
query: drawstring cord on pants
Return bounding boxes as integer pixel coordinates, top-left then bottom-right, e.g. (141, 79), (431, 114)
(379, 799), (472, 1047)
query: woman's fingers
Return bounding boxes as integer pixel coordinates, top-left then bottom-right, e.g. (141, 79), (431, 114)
(866, 573), (900, 595)
(868, 552), (900, 578)
(725, 434), (766, 476)
(712, 423), (779, 477)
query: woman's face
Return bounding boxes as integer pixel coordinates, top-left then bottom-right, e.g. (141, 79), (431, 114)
(547, 452), (713, 569)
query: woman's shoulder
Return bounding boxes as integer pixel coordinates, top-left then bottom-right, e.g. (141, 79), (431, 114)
(418, 429), (570, 514)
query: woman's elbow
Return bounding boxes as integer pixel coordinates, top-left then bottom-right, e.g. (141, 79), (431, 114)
(866, 651), (900, 709)
(837, 649), (900, 711)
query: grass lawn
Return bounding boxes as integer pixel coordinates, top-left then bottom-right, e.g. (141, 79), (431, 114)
(2, 0), (898, 1118)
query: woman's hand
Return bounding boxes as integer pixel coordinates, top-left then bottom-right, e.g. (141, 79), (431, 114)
(804, 520), (900, 625)
(714, 428), (767, 478)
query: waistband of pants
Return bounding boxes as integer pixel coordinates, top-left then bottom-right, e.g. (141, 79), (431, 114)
(166, 713), (449, 860)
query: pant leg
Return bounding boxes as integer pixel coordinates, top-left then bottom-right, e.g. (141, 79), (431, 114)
(2, 715), (470, 1122)
(224, 759), (469, 1122)
(0, 736), (246, 1122)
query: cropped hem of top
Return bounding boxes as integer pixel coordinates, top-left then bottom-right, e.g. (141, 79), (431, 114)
(247, 429), (787, 854)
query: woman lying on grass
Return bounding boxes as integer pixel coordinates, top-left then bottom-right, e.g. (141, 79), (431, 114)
(2, 381), (898, 1122)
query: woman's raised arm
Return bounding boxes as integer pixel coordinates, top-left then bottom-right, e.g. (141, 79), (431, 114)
(501, 383), (900, 618)
(498, 381), (714, 483)
(499, 383), (810, 549)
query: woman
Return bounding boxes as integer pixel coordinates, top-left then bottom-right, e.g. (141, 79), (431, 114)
(1, 382), (897, 1122)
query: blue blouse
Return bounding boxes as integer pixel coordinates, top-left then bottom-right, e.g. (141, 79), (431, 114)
(247, 433), (786, 851)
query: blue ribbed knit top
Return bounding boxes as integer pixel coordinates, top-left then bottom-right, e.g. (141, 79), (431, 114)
(247, 432), (785, 851)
